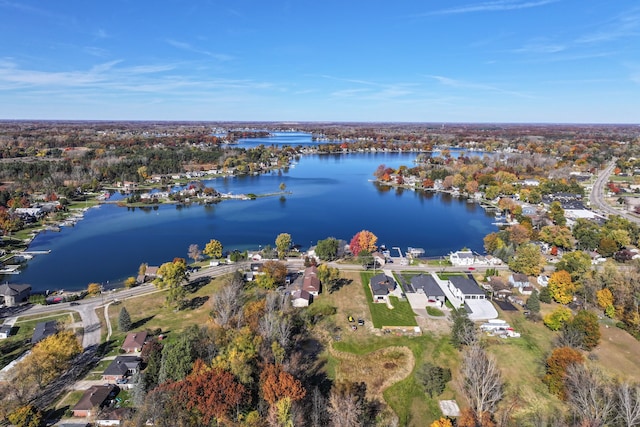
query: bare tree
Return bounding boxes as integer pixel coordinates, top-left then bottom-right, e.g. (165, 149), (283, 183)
(187, 244), (201, 263)
(459, 344), (503, 418)
(210, 278), (243, 327)
(328, 381), (366, 427)
(276, 315), (293, 349)
(309, 386), (329, 427)
(259, 312), (280, 342)
(616, 382), (640, 427)
(565, 364), (615, 427)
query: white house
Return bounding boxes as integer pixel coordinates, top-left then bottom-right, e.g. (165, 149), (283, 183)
(449, 250), (475, 266)
(291, 289), (312, 307)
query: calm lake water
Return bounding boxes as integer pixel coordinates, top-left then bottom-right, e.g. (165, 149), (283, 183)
(9, 133), (497, 293)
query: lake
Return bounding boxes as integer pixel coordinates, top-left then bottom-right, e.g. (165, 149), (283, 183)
(9, 133), (497, 293)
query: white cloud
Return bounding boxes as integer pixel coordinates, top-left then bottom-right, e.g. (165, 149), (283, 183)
(427, 0), (558, 15)
(166, 39), (234, 61)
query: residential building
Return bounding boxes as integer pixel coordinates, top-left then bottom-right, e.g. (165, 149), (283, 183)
(72, 384), (118, 418)
(410, 274), (445, 305)
(302, 266), (321, 295)
(449, 250), (475, 266)
(369, 273), (397, 304)
(102, 356), (141, 382)
(0, 283), (31, 307)
(121, 331), (148, 353)
(31, 320), (57, 344)
(291, 289), (313, 307)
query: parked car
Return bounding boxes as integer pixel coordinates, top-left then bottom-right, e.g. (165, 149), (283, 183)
(70, 302), (80, 306)
(357, 319), (365, 326)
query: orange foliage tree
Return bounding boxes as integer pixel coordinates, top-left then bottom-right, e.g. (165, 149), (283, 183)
(349, 230), (378, 257)
(260, 363), (306, 406)
(543, 346), (584, 399)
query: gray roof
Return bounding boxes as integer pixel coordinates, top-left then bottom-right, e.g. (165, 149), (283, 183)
(31, 320), (57, 344)
(73, 384), (117, 411)
(410, 274), (445, 297)
(370, 273), (396, 296)
(0, 283), (31, 296)
(449, 276), (485, 296)
(454, 251), (474, 259)
(103, 356), (141, 376)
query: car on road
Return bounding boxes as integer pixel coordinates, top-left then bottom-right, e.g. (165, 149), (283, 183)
(70, 302), (80, 306)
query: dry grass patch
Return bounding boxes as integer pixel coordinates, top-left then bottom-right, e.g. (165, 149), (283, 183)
(593, 324), (640, 382)
(331, 345), (415, 400)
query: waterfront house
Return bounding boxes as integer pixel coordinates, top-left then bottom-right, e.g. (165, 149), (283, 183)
(121, 331), (148, 353)
(369, 273), (397, 304)
(31, 320), (57, 344)
(102, 355), (141, 383)
(0, 283), (31, 307)
(72, 384), (118, 418)
(371, 252), (386, 267)
(449, 250), (475, 266)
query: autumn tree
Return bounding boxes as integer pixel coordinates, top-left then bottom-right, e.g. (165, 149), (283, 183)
(508, 243), (545, 276)
(256, 260), (288, 290)
(317, 264), (341, 293)
(460, 345), (503, 420)
(7, 404), (43, 427)
(543, 346), (584, 399)
(87, 282), (101, 295)
(539, 225), (574, 250)
(430, 417), (454, 427)
(568, 310), (601, 350)
(548, 270), (576, 305)
(124, 276), (137, 288)
(204, 239), (223, 259)
(349, 229), (377, 257)
(118, 306), (132, 332)
(543, 306), (573, 331)
(275, 233), (292, 260)
(507, 224), (531, 245)
(596, 288), (615, 317)
(555, 250), (591, 282)
(188, 244), (202, 263)
(549, 201), (566, 226)
(260, 363), (306, 406)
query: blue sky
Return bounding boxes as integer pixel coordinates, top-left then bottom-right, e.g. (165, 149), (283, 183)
(0, 0), (639, 123)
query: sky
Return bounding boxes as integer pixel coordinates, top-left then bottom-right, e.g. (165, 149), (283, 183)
(0, 0), (639, 123)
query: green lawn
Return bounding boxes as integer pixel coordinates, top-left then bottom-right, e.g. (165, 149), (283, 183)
(426, 307), (445, 317)
(360, 272), (417, 328)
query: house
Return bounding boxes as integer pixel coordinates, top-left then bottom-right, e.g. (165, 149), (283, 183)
(291, 289), (313, 307)
(31, 320), (57, 344)
(537, 275), (549, 287)
(121, 331), (148, 353)
(448, 276), (486, 301)
(521, 286), (535, 296)
(449, 250), (475, 266)
(302, 266), (321, 295)
(508, 274), (530, 291)
(96, 408), (134, 426)
(410, 274), (445, 305)
(369, 273), (397, 304)
(0, 324), (12, 339)
(0, 283), (31, 307)
(102, 355), (141, 383)
(371, 252), (386, 267)
(72, 384), (118, 418)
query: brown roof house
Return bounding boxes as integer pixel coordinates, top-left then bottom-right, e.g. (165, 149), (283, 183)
(121, 331), (148, 353)
(72, 384), (118, 418)
(291, 289), (313, 308)
(302, 266), (321, 296)
(0, 283), (31, 307)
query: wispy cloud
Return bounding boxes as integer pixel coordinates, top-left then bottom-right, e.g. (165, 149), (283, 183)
(166, 39), (233, 61)
(428, 75), (534, 98)
(576, 8), (640, 44)
(426, 0), (558, 16)
(513, 41), (566, 54)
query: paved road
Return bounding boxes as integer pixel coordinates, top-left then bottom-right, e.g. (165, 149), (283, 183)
(589, 159), (640, 225)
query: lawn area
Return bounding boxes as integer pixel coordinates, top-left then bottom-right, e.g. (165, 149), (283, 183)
(106, 275), (228, 344)
(360, 272), (417, 328)
(426, 307), (445, 317)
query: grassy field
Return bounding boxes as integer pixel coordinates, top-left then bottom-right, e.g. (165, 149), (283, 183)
(360, 272), (418, 328)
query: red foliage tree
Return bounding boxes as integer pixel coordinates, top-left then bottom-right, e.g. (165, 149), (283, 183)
(349, 230), (378, 257)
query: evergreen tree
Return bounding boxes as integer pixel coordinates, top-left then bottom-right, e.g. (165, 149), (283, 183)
(118, 307), (132, 332)
(539, 286), (552, 304)
(451, 309), (477, 348)
(526, 289), (541, 314)
(416, 362), (452, 397)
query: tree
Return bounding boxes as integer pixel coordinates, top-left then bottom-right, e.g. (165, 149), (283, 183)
(349, 230), (378, 257)
(7, 404), (43, 427)
(543, 307), (573, 331)
(548, 270), (576, 304)
(569, 310), (601, 350)
(260, 363), (307, 406)
(87, 282), (101, 295)
(549, 201), (566, 226)
(539, 225), (574, 250)
(118, 307), (132, 332)
(210, 277), (244, 328)
(257, 260), (288, 290)
(615, 382), (640, 427)
(539, 286), (552, 304)
(596, 288), (615, 316)
(416, 362), (451, 397)
(357, 250), (374, 269)
(508, 243), (545, 276)
(316, 264), (340, 292)
(188, 244), (202, 263)
(315, 237), (340, 261)
(430, 418), (454, 427)
(275, 233), (292, 260)
(460, 344), (503, 418)
(555, 251), (591, 282)
(565, 364), (615, 426)
(507, 224), (531, 245)
(451, 309), (477, 349)
(543, 346), (584, 399)
(154, 258), (188, 308)
(328, 381), (367, 427)
(204, 239), (223, 259)
(124, 276), (137, 288)
(525, 289), (541, 314)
